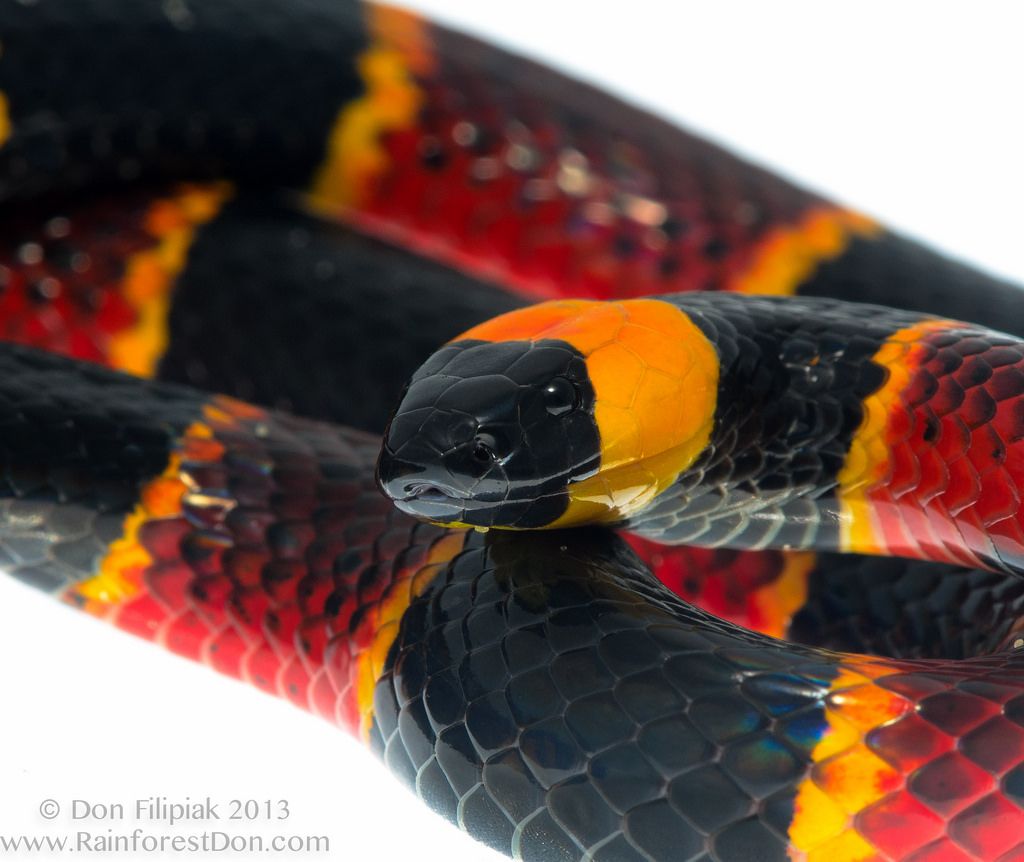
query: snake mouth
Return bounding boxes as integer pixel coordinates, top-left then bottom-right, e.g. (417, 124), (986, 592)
(400, 482), (470, 504)
(392, 492), (488, 524)
(388, 475), (532, 525)
(389, 478), (494, 523)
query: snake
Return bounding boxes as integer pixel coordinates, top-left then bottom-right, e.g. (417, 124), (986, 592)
(2, 1), (1024, 860)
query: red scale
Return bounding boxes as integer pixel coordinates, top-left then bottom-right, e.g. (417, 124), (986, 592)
(867, 714), (955, 773)
(948, 793), (1024, 859)
(910, 751), (997, 817)
(857, 790), (946, 859)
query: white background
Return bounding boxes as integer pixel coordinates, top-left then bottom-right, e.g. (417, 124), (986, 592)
(1, 2), (1023, 861)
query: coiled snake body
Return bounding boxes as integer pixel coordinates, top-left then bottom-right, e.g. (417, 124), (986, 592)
(2, 2), (1024, 860)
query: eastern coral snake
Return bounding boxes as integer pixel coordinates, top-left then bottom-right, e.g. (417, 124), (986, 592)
(1, 2), (1023, 860)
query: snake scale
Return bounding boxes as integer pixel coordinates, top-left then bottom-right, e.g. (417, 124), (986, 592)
(1, 2), (1024, 860)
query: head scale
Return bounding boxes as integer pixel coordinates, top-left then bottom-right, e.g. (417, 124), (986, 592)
(376, 298), (719, 530)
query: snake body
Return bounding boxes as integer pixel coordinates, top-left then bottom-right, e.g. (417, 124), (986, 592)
(3, 2), (1024, 860)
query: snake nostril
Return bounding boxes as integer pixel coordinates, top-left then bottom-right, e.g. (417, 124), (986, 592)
(471, 433), (499, 466)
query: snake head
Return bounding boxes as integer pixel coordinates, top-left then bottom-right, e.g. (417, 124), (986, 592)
(376, 298), (719, 530)
(375, 332), (600, 529)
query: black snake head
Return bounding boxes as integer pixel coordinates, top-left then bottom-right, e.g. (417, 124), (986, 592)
(376, 333), (600, 529)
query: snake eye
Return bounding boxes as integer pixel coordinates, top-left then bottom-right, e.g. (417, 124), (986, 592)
(543, 376), (579, 416)
(471, 433), (499, 464)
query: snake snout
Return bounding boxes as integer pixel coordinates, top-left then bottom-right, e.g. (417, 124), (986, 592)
(376, 411), (511, 524)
